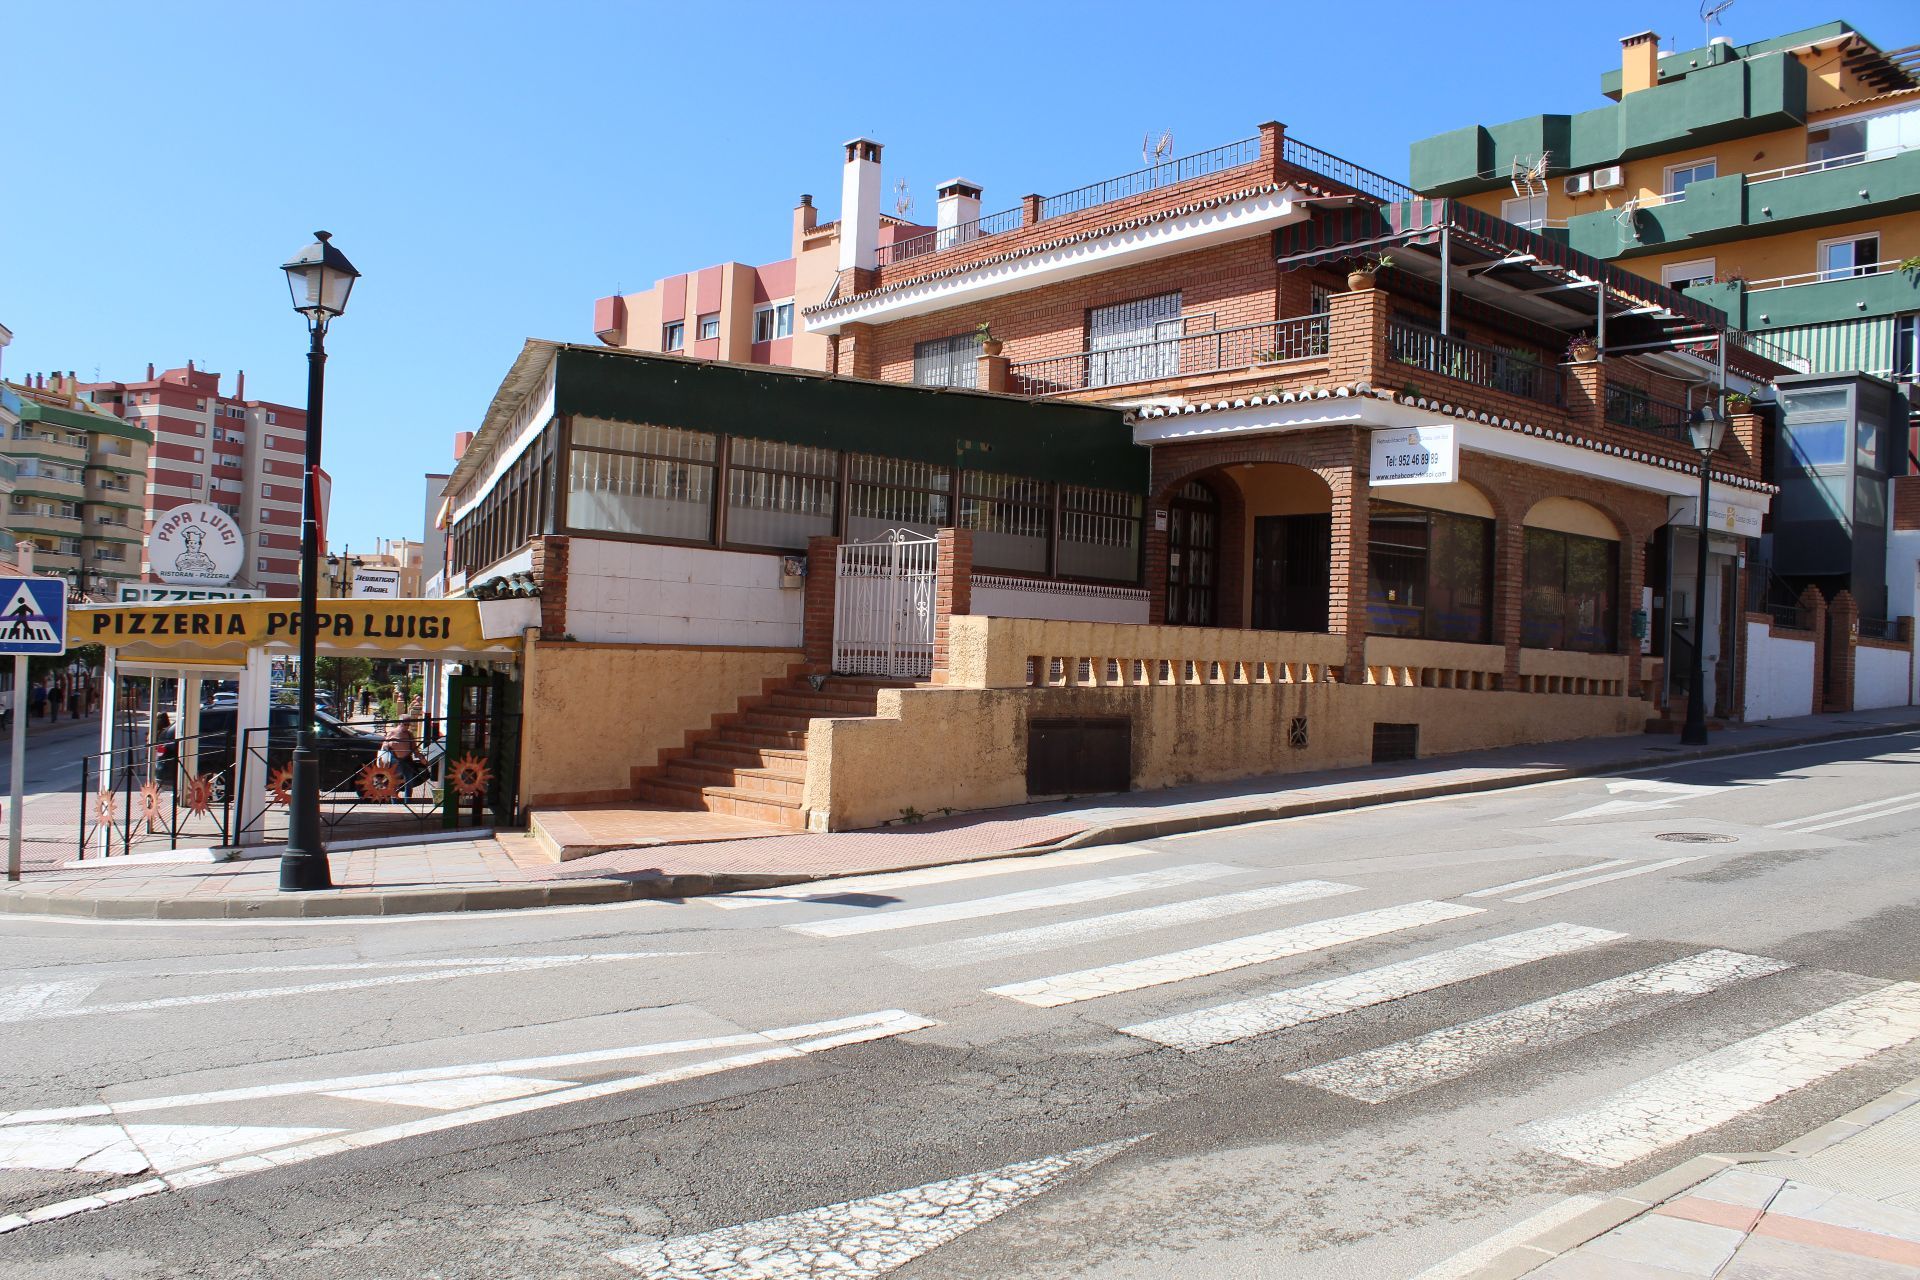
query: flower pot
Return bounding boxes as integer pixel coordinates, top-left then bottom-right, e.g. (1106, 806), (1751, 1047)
(1347, 271), (1378, 292)
(1569, 342), (1598, 362)
(980, 339), (1004, 357)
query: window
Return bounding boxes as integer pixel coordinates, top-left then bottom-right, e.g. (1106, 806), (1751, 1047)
(1366, 503), (1494, 642)
(724, 438), (836, 549)
(662, 321), (685, 351)
(1500, 193), (1547, 230)
(258, 558), (270, 574)
(847, 454), (949, 540)
(265, 412), (277, 424)
(912, 332), (982, 388)
(698, 313), (720, 341)
(753, 301), (795, 343)
(1522, 528), (1618, 652)
(1819, 234), (1880, 281)
(1663, 158), (1716, 199)
(260, 484), (274, 500)
(191, 449), (203, 463)
(1808, 104), (1920, 167)
(1896, 313), (1918, 381)
(1660, 258), (1717, 294)
(265, 435), (277, 448)
(1088, 292), (1182, 387)
(1057, 487), (1143, 582)
(960, 471), (1049, 573)
(566, 418), (715, 541)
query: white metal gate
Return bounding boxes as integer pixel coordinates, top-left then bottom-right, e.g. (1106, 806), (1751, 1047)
(832, 530), (938, 677)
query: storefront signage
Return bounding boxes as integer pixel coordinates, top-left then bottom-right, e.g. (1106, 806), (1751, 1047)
(117, 584), (262, 604)
(149, 503), (246, 587)
(1370, 425), (1457, 486)
(351, 568), (403, 599)
(74, 599), (512, 655)
(1668, 497), (1764, 538)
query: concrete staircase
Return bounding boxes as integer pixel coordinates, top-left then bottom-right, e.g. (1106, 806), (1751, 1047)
(631, 672), (911, 829)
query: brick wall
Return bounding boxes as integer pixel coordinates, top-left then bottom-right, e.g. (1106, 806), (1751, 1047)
(1825, 588), (1859, 712)
(802, 535), (840, 667)
(528, 535), (569, 640)
(931, 528), (974, 680)
(1895, 475), (1920, 532)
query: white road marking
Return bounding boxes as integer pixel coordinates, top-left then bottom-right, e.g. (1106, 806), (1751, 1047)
(1120, 924), (1623, 1051)
(882, 880), (1360, 970)
(0, 952), (687, 1023)
(1503, 857), (1701, 903)
(1768, 790), (1920, 829)
(0, 1010), (937, 1235)
(708, 847), (1156, 909)
(1463, 861), (1635, 899)
(1552, 779), (1738, 823)
(987, 900), (1483, 1008)
(0, 1123), (341, 1175)
(1406, 1194), (1606, 1280)
(1798, 798), (1920, 834)
(0, 980), (99, 1021)
(788, 864), (1243, 938)
(323, 1075), (572, 1110)
(608, 1135), (1148, 1278)
(1290, 949), (1793, 1101)
(1505, 981), (1920, 1168)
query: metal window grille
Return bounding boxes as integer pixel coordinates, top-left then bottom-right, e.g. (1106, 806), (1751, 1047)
(913, 332), (982, 388)
(725, 438), (838, 549)
(1088, 293), (1182, 387)
(849, 454), (950, 537)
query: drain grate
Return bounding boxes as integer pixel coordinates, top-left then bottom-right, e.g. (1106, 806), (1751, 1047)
(1655, 832), (1739, 844)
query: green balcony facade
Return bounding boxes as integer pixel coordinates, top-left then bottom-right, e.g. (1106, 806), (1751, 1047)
(1563, 148), (1920, 259)
(1412, 52), (1807, 196)
(1692, 269), (1920, 331)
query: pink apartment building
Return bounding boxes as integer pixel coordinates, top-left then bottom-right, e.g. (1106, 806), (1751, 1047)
(592, 152), (937, 369)
(84, 362), (319, 596)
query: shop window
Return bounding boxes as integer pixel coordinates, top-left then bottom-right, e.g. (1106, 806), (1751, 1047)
(725, 437), (836, 550)
(1365, 503), (1493, 642)
(912, 332), (981, 388)
(1522, 528), (1618, 653)
(567, 419), (715, 542)
(848, 454), (949, 541)
(1057, 486), (1143, 583)
(961, 471), (1049, 573)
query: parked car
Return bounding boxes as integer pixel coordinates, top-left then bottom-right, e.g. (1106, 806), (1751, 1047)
(154, 707), (433, 801)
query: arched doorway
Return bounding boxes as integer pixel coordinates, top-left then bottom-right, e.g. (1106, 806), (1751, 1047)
(1165, 479), (1220, 626)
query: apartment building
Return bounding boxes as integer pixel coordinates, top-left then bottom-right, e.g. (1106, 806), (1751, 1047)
(2, 371), (152, 596)
(1408, 18), (1918, 626)
(84, 362), (312, 596)
(590, 190), (931, 370)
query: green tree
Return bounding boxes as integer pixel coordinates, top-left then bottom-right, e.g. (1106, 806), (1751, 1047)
(314, 656), (373, 707)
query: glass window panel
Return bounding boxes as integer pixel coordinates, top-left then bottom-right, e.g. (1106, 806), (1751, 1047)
(1427, 512), (1492, 643)
(1057, 486), (1142, 582)
(1784, 420), (1848, 469)
(1366, 510), (1427, 637)
(912, 333), (981, 388)
(725, 437), (838, 549)
(1564, 537), (1617, 652)
(961, 471), (1048, 573)
(1522, 529), (1568, 650)
(572, 418), (716, 461)
(566, 450), (714, 540)
(1087, 293), (1182, 387)
(848, 453), (949, 541)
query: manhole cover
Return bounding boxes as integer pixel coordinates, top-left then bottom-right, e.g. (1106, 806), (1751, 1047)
(1655, 832), (1739, 844)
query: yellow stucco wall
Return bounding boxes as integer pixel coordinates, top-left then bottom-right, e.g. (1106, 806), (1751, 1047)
(520, 638), (799, 806)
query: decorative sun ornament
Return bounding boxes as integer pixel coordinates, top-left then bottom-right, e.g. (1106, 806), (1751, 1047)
(449, 754), (493, 800)
(95, 787), (117, 827)
(267, 764), (294, 806)
(357, 761), (403, 803)
(185, 774), (216, 817)
(139, 781), (163, 827)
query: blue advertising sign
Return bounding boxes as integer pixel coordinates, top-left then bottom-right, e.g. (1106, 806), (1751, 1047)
(0, 576), (68, 655)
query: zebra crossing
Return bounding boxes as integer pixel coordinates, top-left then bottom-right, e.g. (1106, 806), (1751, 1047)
(760, 849), (1920, 1172)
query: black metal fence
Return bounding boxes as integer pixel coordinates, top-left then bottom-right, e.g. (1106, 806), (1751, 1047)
(1605, 385), (1697, 443)
(1042, 137), (1263, 220)
(1388, 324), (1564, 407)
(77, 730), (236, 860)
(1282, 136), (1417, 203)
(1009, 314), (1329, 395)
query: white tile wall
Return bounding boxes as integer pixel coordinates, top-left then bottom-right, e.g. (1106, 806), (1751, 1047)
(564, 538), (803, 647)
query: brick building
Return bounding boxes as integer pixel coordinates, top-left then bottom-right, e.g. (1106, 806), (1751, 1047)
(83, 363), (319, 596)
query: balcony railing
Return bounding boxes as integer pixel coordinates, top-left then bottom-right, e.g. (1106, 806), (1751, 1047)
(1387, 324), (1563, 407)
(1728, 327), (1814, 374)
(876, 206), (1024, 267)
(1604, 385), (1696, 442)
(1744, 258), (1911, 292)
(1748, 142), (1920, 185)
(1282, 137), (1417, 203)
(1041, 137), (1263, 220)
(1009, 314), (1328, 396)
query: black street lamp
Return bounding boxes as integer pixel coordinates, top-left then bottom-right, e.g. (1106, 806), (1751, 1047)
(325, 548), (365, 597)
(1680, 406), (1729, 748)
(278, 231), (360, 892)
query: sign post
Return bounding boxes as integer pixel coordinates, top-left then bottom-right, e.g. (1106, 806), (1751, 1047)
(2, 566), (68, 881)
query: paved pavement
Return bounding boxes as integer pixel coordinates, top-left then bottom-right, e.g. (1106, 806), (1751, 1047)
(0, 727), (1914, 1276)
(6, 706), (1918, 914)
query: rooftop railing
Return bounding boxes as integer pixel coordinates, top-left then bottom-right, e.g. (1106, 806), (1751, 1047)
(1281, 136), (1417, 203)
(1387, 324), (1563, 407)
(1040, 137), (1263, 220)
(1008, 314), (1328, 395)
(876, 206), (1024, 267)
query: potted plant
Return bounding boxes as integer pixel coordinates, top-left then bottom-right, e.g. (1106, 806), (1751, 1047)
(1566, 331), (1599, 362)
(975, 322), (1003, 357)
(1347, 252), (1393, 291)
(1724, 390), (1752, 414)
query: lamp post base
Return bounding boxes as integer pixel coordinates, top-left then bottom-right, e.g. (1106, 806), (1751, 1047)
(278, 754), (333, 891)
(1679, 722), (1710, 747)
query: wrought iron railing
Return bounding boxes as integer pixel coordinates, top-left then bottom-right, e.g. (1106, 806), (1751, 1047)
(77, 730), (236, 859)
(1857, 616), (1905, 643)
(1041, 138), (1263, 220)
(1604, 385), (1696, 442)
(1728, 328), (1812, 374)
(1282, 137), (1417, 203)
(1009, 314), (1329, 395)
(1387, 324), (1563, 407)
(875, 206), (1024, 267)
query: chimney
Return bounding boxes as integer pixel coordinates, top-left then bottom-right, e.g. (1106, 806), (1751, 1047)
(1621, 30), (1660, 95)
(838, 138), (883, 273)
(935, 178), (983, 248)
(187, 360), (195, 375)
(453, 431), (473, 461)
(146, 362), (155, 380)
(236, 370), (245, 400)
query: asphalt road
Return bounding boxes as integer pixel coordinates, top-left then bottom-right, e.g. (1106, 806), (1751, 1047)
(1, 729), (1916, 1278)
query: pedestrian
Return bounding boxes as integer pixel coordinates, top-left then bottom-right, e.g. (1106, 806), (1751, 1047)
(67, 686), (82, 719)
(45, 681), (59, 722)
(28, 683), (46, 722)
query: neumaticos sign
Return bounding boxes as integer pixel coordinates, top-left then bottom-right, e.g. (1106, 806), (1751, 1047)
(150, 503), (246, 587)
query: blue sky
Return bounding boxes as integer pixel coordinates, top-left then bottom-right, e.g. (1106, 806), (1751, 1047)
(5, 1), (1912, 553)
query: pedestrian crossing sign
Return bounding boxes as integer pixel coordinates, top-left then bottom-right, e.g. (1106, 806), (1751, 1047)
(0, 576), (67, 655)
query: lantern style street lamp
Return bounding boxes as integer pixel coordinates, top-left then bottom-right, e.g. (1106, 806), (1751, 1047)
(1680, 407), (1729, 748)
(278, 231), (360, 892)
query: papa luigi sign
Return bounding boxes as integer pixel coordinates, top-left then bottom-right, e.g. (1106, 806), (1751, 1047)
(150, 502), (246, 587)
(78, 599), (510, 654)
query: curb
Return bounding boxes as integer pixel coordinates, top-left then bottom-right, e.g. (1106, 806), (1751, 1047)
(1460, 1072), (1920, 1280)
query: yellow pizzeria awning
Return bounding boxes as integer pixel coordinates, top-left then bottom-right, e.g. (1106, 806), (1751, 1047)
(74, 597), (523, 663)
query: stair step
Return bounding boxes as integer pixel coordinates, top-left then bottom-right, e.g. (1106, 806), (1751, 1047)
(713, 725), (809, 751)
(686, 749), (806, 781)
(697, 742), (808, 771)
(664, 759), (803, 799)
(633, 778), (805, 829)
(765, 690), (882, 714)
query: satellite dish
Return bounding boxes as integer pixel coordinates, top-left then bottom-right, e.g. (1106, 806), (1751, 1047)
(892, 178), (913, 218)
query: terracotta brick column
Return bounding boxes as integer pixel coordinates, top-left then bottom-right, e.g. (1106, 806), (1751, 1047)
(1327, 287), (1390, 388)
(1021, 193), (1043, 226)
(803, 535), (841, 669)
(1143, 519), (1168, 626)
(931, 528), (974, 682)
(1564, 361), (1606, 438)
(1797, 587), (1827, 717)
(1257, 120), (1287, 180)
(1492, 514), (1525, 691)
(528, 535), (569, 640)
(977, 353), (1010, 393)
(1328, 431), (1370, 681)
(1727, 410), (1764, 474)
(837, 323), (880, 381)
(1826, 589), (1859, 713)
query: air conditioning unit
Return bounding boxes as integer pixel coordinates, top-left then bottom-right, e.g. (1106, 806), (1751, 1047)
(1591, 165), (1625, 191)
(1563, 174), (1592, 197)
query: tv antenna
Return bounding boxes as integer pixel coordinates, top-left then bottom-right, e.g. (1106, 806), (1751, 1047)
(1510, 151), (1551, 199)
(892, 178), (913, 218)
(1700, 0), (1733, 46)
(1142, 129), (1174, 167)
